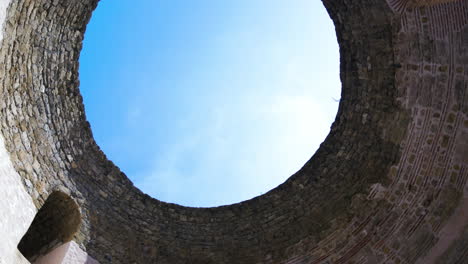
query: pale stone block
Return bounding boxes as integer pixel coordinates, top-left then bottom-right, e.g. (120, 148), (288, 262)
(34, 242), (99, 264)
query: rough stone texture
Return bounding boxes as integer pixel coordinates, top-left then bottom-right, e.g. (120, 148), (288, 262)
(0, 0), (37, 263)
(0, 0), (467, 263)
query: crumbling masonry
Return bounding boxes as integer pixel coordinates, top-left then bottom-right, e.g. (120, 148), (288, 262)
(0, 0), (467, 263)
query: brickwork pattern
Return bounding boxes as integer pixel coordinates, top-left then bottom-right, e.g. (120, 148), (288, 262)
(0, 0), (467, 263)
(387, 0), (461, 13)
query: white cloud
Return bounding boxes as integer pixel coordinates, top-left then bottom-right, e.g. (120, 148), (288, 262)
(134, 86), (337, 207)
(131, 1), (340, 207)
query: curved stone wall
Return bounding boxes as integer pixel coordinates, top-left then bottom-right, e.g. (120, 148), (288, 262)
(0, 0), (467, 263)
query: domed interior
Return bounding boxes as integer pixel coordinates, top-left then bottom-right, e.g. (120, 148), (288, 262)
(0, 0), (467, 263)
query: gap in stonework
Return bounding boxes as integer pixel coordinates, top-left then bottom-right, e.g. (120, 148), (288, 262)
(79, 0), (340, 207)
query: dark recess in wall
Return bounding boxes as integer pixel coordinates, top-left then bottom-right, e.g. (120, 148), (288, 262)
(18, 191), (81, 262)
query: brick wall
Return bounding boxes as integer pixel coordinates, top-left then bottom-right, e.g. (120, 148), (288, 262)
(0, 0), (466, 263)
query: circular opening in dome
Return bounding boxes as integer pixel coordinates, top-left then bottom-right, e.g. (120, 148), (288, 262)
(79, 0), (340, 207)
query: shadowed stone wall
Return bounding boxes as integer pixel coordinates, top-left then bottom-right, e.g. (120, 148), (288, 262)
(0, 0), (466, 263)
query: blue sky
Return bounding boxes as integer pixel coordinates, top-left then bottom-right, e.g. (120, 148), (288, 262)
(80, 0), (340, 207)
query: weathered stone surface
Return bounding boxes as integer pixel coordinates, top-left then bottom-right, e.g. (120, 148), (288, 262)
(0, 0), (37, 263)
(34, 241), (99, 264)
(0, 0), (467, 263)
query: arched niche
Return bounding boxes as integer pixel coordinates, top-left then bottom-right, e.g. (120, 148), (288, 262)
(17, 191), (81, 262)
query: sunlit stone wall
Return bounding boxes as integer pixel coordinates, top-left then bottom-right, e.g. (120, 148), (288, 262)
(34, 242), (98, 264)
(0, 0), (37, 263)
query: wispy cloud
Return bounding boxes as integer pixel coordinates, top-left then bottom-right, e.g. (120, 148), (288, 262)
(82, 0), (340, 207)
(134, 86), (337, 207)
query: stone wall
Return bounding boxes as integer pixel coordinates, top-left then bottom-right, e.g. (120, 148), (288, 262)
(0, 0), (466, 263)
(0, 0), (38, 263)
